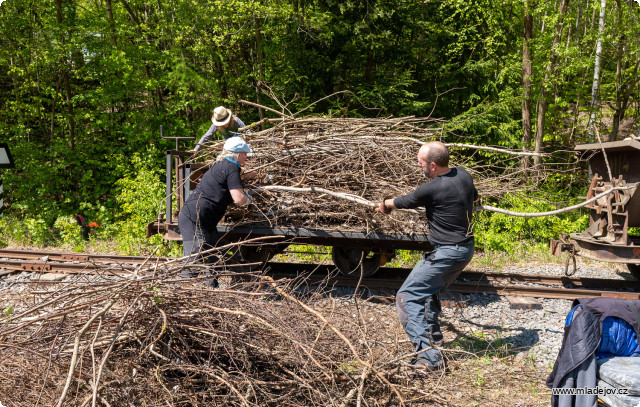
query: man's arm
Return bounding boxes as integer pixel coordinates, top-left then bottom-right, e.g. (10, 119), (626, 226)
(230, 188), (249, 206)
(190, 123), (217, 153)
(234, 116), (246, 129)
(378, 198), (397, 214)
(379, 183), (431, 214)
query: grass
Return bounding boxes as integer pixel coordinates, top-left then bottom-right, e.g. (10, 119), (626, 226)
(450, 330), (515, 359)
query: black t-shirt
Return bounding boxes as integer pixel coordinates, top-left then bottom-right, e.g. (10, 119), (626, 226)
(181, 159), (243, 230)
(393, 167), (478, 245)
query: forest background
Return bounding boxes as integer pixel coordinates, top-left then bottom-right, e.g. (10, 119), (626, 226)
(1, 0), (639, 257)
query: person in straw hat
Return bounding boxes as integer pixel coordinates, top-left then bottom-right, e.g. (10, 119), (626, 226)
(189, 106), (246, 155)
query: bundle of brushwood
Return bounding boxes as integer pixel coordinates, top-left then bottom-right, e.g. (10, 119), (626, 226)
(0, 250), (450, 406)
(196, 115), (542, 234)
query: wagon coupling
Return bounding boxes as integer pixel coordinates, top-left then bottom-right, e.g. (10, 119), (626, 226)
(550, 234), (578, 276)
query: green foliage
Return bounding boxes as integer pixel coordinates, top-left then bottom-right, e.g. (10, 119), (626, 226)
(474, 194), (589, 252)
(0, 216), (49, 247)
(450, 330), (513, 359)
(274, 245), (331, 264)
(0, 0), (637, 255)
(386, 250), (422, 268)
(111, 151), (166, 254)
(53, 216), (86, 249)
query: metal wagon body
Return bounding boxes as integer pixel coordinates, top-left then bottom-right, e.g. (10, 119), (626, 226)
(146, 149), (432, 276)
(550, 139), (640, 278)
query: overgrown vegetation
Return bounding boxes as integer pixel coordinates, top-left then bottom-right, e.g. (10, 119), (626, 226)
(1, 0), (637, 253)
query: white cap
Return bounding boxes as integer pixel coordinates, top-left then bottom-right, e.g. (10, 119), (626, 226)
(223, 137), (252, 153)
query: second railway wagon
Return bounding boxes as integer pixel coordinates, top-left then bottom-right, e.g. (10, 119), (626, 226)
(146, 149), (432, 277)
(551, 139), (640, 279)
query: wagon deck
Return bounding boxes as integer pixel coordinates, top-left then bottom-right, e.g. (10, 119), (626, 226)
(146, 149), (431, 276)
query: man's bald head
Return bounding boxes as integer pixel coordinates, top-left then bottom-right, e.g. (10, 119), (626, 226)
(418, 141), (449, 168)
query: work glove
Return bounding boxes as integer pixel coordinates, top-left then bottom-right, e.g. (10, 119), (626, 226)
(245, 189), (253, 203)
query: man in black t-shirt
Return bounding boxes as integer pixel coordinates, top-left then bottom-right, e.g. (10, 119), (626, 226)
(178, 137), (253, 275)
(379, 141), (478, 372)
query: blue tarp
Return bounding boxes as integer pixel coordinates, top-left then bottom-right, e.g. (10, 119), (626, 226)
(565, 304), (640, 359)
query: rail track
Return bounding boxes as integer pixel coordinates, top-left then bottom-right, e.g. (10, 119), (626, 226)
(1, 249), (639, 300)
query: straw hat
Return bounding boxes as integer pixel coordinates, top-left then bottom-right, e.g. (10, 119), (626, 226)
(211, 106), (233, 126)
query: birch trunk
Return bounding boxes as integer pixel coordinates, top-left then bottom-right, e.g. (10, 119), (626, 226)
(588, 0), (607, 140)
(521, 0), (534, 170)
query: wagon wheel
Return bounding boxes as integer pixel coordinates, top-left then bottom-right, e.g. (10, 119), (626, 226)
(233, 243), (289, 272)
(239, 245), (272, 266)
(331, 247), (382, 278)
(626, 264), (640, 280)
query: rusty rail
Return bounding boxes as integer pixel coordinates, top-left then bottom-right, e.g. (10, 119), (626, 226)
(1, 249), (639, 299)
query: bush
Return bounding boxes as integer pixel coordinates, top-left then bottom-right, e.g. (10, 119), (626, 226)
(0, 216), (49, 247)
(474, 194), (589, 252)
(111, 151), (178, 255)
(52, 216), (85, 249)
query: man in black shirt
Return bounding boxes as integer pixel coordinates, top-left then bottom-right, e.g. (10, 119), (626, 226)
(379, 141), (478, 372)
(179, 137), (253, 275)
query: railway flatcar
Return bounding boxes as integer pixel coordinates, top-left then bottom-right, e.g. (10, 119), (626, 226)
(146, 149), (432, 277)
(551, 139), (640, 279)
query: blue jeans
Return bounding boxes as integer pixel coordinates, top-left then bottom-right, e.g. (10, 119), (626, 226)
(396, 242), (474, 367)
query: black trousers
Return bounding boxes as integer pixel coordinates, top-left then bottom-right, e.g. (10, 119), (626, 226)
(178, 204), (220, 275)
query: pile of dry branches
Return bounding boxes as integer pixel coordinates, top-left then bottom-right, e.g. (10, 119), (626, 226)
(196, 115), (549, 233)
(0, 251), (450, 406)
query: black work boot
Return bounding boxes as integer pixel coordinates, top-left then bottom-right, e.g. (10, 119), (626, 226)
(179, 268), (199, 278)
(429, 326), (444, 347)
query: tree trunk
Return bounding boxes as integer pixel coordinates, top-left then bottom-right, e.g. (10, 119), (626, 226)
(533, 0), (570, 167)
(610, 0), (640, 140)
(104, 0), (117, 46)
(587, 0), (607, 140)
(254, 15), (265, 128)
(575, 0), (587, 42)
(521, 0), (533, 170)
(611, 60), (640, 139)
(54, 0), (76, 149)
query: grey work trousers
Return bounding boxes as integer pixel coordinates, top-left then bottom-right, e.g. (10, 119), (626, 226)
(396, 242), (474, 367)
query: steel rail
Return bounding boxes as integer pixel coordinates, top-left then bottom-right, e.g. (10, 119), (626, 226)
(265, 263), (640, 300)
(268, 271), (640, 300)
(0, 259), (135, 275)
(266, 262), (640, 290)
(0, 248), (169, 264)
(1, 249), (639, 299)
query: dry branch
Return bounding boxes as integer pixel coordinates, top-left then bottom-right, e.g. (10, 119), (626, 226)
(0, 247), (452, 406)
(188, 115), (576, 234)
